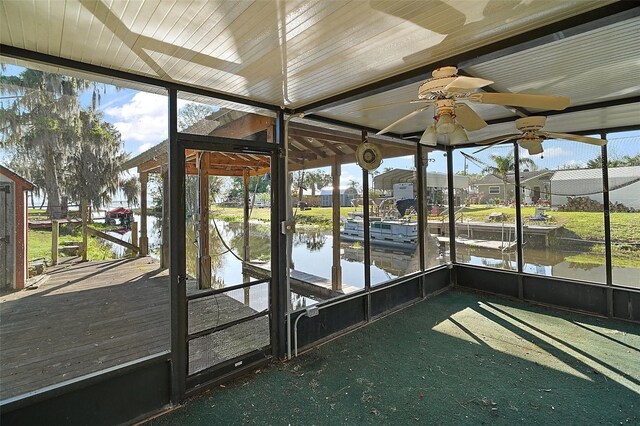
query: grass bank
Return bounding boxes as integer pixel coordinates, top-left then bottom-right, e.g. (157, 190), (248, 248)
(28, 223), (121, 262)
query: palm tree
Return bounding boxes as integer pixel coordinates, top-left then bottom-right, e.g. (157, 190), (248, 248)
(482, 153), (536, 201)
(304, 170), (331, 196)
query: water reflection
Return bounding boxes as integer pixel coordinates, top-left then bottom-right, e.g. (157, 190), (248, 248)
(106, 217), (640, 297)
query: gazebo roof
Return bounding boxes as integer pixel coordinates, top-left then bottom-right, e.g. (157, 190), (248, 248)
(122, 111), (417, 177)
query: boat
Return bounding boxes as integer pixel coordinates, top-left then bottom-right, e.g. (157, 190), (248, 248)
(341, 215), (418, 251)
(105, 207), (134, 228)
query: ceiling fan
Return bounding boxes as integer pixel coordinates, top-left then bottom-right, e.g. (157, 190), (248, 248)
(373, 66), (571, 146)
(472, 116), (607, 155)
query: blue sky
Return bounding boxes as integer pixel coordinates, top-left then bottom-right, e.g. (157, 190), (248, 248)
(2, 63), (638, 186)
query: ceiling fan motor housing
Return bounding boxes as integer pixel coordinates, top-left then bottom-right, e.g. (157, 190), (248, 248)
(418, 66), (459, 98)
(516, 116), (547, 131)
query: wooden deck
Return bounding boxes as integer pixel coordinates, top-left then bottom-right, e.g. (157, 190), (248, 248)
(0, 257), (268, 400)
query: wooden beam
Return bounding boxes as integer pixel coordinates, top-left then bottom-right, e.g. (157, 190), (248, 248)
(209, 113), (274, 139)
(86, 226), (139, 253)
(289, 128), (360, 146)
(137, 156), (167, 174)
(313, 138), (345, 155)
(81, 199), (88, 261)
(199, 152), (212, 289)
(243, 170), (250, 262)
(51, 220), (59, 265)
(331, 157), (342, 291)
(290, 123), (397, 145)
(161, 167), (169, 269)
(289, 135), (327, 159)
(185, 163), (269, 176)
(139, 172), (148, 256)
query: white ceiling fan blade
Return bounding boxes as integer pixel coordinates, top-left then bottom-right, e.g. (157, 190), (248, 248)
(475, 133), (521, 145)
(472, 135), (519, 154)
(542, 132), (607, 146)
(376, 106), (429, 135)
(469, 92), (571, 110)
(444, 76), (493, 91)
(350, 99), (429, 113)
(455, 103), (487, 131)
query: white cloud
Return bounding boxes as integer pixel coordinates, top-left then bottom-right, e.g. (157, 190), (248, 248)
(104, 92), (189, 151)
(538, 146), (567, 159)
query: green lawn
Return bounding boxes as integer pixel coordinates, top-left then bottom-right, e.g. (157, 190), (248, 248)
(457, 205), (640, 243)
(28, 226), (121, 262)
(212, 206), (361, 229)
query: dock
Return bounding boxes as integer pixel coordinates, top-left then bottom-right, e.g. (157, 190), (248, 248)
(428, 220), (562, 247)
(437, 236), (517, 252)
(0, 257), (267, 399)
(242, 261), (359, 300)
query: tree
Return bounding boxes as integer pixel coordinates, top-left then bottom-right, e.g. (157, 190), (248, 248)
(177, 103), (216, 131)
(304, 170), (331, 196)
(482, 153), (536, 201)
(587, 153), (640, 169)
(226, 175), (269, 202)
(65, 110), (126, 209)
(119, 176), (140, 207)
(0, 69), (110, 218)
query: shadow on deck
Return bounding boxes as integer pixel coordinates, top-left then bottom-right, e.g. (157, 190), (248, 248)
(0, 257), (268, 400)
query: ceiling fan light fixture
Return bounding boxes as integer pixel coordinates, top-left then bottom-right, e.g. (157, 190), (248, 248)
(449, 125), (468, 144)
(519, 139), (544, 155)
(436, 113), (456, 134)
(419, 126), (437, 146)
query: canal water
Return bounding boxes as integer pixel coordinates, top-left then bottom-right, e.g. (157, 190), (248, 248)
(105, 216), (639, 305)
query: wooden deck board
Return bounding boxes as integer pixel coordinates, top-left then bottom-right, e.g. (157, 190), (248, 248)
(0, 257), (270, 400)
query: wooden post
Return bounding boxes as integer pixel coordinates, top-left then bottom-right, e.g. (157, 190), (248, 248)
(139, 172), (149, 256)
(331, 158), (342, 290)
(161, 167), (169, 269)
(243, 169), (251, 262)
(51, 220), (59, 265)
(243, 169), (251, 304)
(198, 153), (212, 289)
(81, 199), (88, 261)
(131, 221), (139, 250)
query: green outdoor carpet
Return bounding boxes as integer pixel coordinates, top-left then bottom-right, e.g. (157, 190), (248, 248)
(150, 290), (640, 425)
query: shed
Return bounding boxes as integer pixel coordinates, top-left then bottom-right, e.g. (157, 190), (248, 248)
(320, 186), (359, 207)
(550, 166), (640, 208)
(0, 165), (34, 290)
